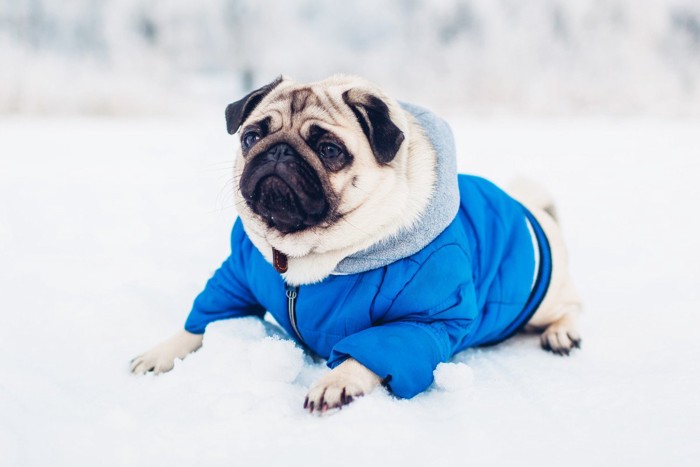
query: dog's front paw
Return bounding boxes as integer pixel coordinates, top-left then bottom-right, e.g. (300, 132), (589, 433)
(130, 330), (203, 374)
(305, 380), (365, 414)
(304, 358), (381, 414)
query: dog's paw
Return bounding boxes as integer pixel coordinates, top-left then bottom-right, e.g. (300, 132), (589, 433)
(130, 330), (203, 375)
(304, 358), (381, 414)
(304, 380), (365, 414)
(130, 352), (174, 375)
(540, 322), (581, 356)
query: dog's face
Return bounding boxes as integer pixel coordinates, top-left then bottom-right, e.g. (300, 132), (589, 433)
(226, 75), (414, 261)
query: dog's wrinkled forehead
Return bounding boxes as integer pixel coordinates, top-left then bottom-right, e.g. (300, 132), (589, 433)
(254, 86), (348, 137)
(272, 87), (328, 120)
(225, 76), (405, 165)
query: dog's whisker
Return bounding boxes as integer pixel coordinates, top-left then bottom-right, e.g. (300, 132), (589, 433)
(337, 216), (373, 237)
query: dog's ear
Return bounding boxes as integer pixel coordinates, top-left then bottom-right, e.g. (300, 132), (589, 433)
(225, 76), (283, 135)
(342, 89), (405, 164)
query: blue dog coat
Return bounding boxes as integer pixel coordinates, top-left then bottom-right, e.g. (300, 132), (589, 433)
(184, 107), (552, 399)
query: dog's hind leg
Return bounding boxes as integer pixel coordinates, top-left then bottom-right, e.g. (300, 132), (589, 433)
(526, 258), (583, 355)
(526, 272), (582, 355)
(513, 179), (584, 356)
(538, 304), (581, 355)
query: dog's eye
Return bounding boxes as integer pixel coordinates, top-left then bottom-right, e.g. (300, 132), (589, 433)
(319, 143), (342, 159)
(242, 131), (261, 149)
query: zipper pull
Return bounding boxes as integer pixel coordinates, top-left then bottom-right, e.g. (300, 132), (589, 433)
(285, 283), (303, 343)
(285, 284), (298, 300)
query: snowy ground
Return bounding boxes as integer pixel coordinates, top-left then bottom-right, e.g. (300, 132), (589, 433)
(1, 111), (699, 466)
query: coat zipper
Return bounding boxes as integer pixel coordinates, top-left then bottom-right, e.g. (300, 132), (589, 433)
(285, 284), (303, 343)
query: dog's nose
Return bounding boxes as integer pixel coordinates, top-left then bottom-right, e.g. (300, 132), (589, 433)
(265, 143), (297, 163)
(239, 142), (328, 234)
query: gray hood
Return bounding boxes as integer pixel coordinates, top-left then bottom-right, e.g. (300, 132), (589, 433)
(333, 102), (460, 274)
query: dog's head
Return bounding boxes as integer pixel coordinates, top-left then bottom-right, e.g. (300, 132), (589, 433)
(227, 75), (432, 271)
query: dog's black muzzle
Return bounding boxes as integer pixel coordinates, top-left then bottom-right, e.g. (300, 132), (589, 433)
(240, 143), (328, 234)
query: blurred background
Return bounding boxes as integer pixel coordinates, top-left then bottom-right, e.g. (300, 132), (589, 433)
(2, 0), (700, 116)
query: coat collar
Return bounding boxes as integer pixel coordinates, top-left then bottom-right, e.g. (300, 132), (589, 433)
(333, 103), (460, 274)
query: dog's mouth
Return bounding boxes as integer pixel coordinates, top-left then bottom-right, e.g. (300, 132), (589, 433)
(240, 144), (329, 234)
(251, 175), (323, 233)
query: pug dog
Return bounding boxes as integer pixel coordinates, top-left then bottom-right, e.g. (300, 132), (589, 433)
(131, 75), (582, 414)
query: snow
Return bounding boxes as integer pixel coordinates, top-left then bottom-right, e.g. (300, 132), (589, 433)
(1, 112), (699, 466)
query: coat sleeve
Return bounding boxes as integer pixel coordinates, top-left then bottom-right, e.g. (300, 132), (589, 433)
(184, 220), (264, 334)
(327, 244), (477, 399)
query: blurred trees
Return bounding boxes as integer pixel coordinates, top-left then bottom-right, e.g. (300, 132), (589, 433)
(1, 0), (699, 114)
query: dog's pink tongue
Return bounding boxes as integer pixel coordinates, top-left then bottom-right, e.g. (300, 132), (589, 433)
(272, 248), (288, 273)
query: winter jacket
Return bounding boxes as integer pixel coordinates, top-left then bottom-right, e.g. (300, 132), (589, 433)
(184, 173), (552, 399)
(184, 105), (552, 398)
